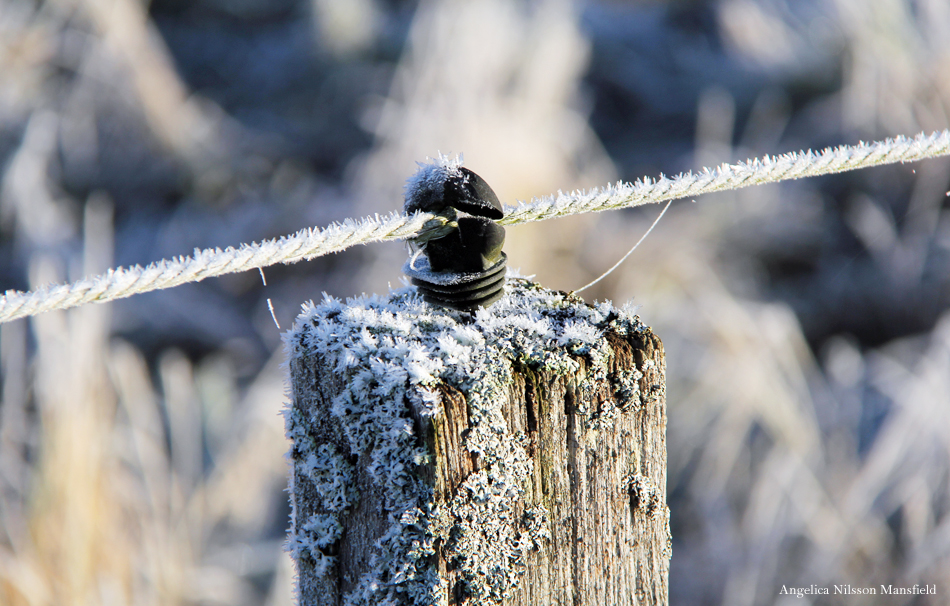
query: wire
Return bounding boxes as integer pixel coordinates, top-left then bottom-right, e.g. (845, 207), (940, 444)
(2, 129), (949, 323)
(574, 200), (673, 294)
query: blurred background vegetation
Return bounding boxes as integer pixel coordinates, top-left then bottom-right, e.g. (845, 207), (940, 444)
(1, 0), (950, 604)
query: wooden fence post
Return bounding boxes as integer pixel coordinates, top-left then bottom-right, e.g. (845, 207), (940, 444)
(285, 278), (669, 606)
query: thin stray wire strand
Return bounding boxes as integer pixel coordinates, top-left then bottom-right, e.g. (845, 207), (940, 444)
(267, 299), (280, 330)
(573, 200), (673, 294)
(2, 129), (950, 324)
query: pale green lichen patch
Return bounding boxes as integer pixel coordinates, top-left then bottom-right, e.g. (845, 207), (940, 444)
(285, 277), (648, 605)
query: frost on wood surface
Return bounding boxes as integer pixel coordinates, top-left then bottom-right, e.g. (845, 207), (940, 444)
(285, 277), (666, 605)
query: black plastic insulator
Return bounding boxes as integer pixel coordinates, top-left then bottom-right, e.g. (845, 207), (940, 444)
(404, 165), (508, 311)
(404, 253), (507, 311)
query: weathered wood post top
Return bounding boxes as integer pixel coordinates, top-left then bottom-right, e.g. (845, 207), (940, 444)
(285, 277), (670, 605)
(285, 156), (668, 605)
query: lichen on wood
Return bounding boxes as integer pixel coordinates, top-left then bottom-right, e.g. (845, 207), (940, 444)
(285, 277), (669, 605)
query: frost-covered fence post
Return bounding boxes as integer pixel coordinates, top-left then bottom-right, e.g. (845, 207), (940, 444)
(284, 279), (670, 606)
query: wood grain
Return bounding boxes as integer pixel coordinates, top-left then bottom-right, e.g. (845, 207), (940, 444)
(288, 290), (668, 605)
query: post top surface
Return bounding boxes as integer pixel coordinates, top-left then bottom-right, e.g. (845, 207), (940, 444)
(287, 277), (646, 376)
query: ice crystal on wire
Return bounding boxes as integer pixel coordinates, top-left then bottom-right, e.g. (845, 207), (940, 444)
(285, 279), (649, 605)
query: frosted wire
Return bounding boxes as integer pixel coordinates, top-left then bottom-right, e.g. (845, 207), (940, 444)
(2, 130), (949, 323)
